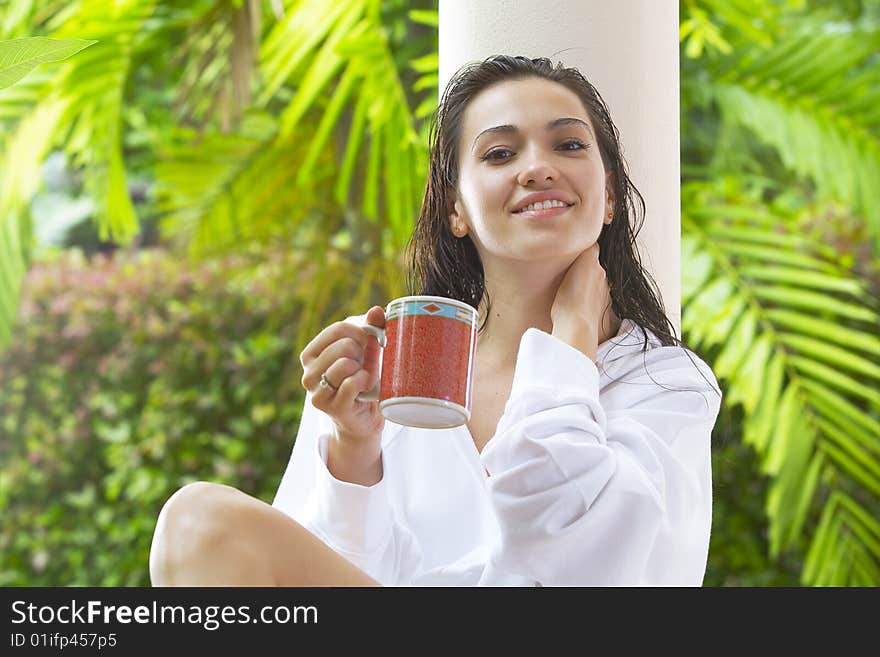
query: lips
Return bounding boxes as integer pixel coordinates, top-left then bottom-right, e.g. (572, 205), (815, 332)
(511, 191), (576, 214)
(514, 203), (573, 219)
(515, 199), (572, 213)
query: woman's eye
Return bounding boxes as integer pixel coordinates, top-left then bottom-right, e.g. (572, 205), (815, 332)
(558, 139), (588, 151)
(483, 148), (511, 161)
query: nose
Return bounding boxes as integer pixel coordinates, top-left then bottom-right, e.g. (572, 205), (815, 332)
(515, 148), (559, 186)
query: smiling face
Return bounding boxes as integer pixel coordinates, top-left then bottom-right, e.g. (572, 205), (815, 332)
(449, 76), (614, 266)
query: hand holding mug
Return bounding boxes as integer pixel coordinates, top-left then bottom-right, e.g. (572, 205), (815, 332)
(302, 296), (478, 434)
(299, 306), (387, 448)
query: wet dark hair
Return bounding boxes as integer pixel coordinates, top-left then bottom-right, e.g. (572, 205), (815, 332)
(405, 54), (682, 350)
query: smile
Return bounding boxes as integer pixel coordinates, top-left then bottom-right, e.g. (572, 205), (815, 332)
(512, 201), (574, 218)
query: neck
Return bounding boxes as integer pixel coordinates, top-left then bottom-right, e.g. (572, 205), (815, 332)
(475, 257), (567, 370)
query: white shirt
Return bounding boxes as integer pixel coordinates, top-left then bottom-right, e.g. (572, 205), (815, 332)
(273, 319), (722, 586)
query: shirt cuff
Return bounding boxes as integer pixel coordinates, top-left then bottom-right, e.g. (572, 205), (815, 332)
(310, 432), (394, 555)
(511, 328), (600, 395)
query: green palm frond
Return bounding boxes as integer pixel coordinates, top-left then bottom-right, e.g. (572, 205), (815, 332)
(259, 0), (433, 251)
(0, 67), (52, 121)
(682, 180), (880, 586)
(156, 0), (435, 343)
(157, 112), (405, 345)
(683, 0), (784, 51)
(0, 0), (437, 352)
(160, 0), (260, 132)
(1, 0), (40, 39)
(0, 98), (68, 350)
(49, 0), (158, 243)
(0, 33), (103, 352)
(172, 12), (237, 128)
(156, 111), (336, 256)
(688, 11), (880, 248)
(804, 490), (880, 586)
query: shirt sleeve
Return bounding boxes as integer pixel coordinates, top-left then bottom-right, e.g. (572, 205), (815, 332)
(272, 394), (422, 585)
(477, 327), (722, 586)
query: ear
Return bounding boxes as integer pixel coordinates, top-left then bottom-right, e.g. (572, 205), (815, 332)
(604, 172), (616, 225)
(447, 192), (469, 237)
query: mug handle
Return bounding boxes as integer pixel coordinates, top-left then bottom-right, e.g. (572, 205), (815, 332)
(352, 321), (386, 402)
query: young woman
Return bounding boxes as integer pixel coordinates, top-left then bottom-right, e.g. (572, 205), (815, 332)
(149, 55), (722, 587)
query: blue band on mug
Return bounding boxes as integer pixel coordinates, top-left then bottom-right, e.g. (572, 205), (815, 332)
(386, 299), (476, 326)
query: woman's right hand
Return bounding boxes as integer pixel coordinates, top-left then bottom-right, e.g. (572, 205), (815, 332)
(299, 305), (386, 451)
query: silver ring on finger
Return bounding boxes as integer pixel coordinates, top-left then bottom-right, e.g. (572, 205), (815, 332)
(320, 373), (340, 392)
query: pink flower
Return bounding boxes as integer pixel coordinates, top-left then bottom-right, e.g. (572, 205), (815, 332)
(50, 295), (72, 315)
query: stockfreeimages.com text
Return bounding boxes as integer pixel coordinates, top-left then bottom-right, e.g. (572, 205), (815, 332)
(11, 599), (317, 631)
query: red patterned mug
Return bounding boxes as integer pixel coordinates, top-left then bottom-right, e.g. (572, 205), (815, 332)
(349, 295), (478, 429)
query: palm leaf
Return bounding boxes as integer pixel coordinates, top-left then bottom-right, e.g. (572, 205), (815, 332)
(260, 0), (432, 251)
(803, 491), (880, 586)
(683, 180), (880, 585)
(49, 0), (159, 243)
(156, 111), (336, 257)
(159, 0), (262, 132)
(690, 10), (880, 248)
(0, 30), (103, 354)
(0, 67), (51, 121)
(0, 99), (66, 349)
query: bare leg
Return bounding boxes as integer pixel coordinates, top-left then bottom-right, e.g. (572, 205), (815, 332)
(149, 482), (380, 586)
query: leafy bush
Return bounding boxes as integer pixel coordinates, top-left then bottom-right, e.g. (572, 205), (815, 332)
(0, 248), (313, 586)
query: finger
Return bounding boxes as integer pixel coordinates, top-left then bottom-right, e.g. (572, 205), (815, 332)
(301, 336), (366, 390)
(309, 368), (337, 409)
(363, 306), (386, 388)
(335, 368), (373, 407)
(364, 305), (386, 330)
(300, 321), (369, 368)
(323, 357), (363, 395)
(363, 336), (381, 391)
(334, 306), (385, 376)
(309, 357), (362, 411)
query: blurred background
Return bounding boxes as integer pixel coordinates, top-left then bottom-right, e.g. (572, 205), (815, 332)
(0, 0), (877, 586)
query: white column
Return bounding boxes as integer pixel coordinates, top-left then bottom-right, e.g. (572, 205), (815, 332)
(439, 0), (682, 333)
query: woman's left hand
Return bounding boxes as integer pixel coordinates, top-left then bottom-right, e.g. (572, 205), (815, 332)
(550, 243), (620, 360)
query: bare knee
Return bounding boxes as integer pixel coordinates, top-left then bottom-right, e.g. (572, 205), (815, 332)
(149, 481), (260, 586)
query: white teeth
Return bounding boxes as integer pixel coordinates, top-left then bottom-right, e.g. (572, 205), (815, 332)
(520, 199), (568, 212)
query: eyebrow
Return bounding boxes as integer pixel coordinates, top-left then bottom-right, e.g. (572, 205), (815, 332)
(472, 117), (593, 150)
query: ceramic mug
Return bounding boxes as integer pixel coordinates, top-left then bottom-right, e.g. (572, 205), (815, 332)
(349, 295), (478, 429)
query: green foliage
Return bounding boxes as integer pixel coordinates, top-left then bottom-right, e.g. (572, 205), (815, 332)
(253, 0), (433, 251)
(681, 0), (880, 586)
(0, 35), (95, 353)
(0, 248), (319, 586)
(705, 408), (803, 586)
(682, 1), (880, 247)
(0, 37), (96, 89)
(0, 0), (437, 351)
(682, 179), (880, 585)
(156, 112), (330, 257)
